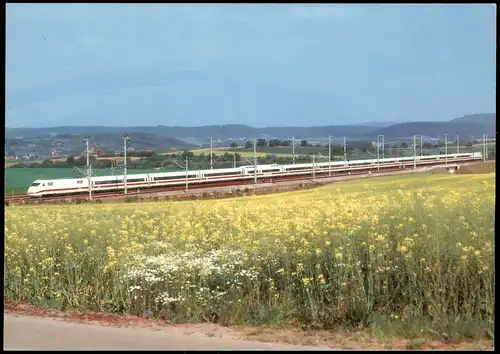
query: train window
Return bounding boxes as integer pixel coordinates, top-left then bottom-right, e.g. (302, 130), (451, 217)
(126, 178), (146, 183)
(155, 176), (178, 181)
(77, 180), (83, 184)
(205, 171), (239, 177)
(95, 180), (117, 185)
(30, 182), (40, 187)
(155, 175), (196, 181)
(261, 169), (280, 172)
(48, 182), (53, 186)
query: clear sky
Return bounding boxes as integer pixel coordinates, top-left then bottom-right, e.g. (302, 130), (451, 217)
(5, 3), (497, 128)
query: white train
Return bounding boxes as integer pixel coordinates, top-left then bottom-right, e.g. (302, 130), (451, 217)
(26, 152), (483, 197)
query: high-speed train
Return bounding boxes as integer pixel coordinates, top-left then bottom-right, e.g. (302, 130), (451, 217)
(26, 152), (483, 197)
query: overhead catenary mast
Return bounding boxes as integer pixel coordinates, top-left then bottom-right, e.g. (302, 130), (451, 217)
(253, 138), (257, 185)
(328, 135), (331, 176)
(312, 154), (316, 181)
(445, 133), (449, 165)
(83, 136), (93, 200)
(209, 137), (213, 169)
(185, 156), (189, 193)
(381, 135), (385, 159)
(122, 134), (130, 194)
(343, 136), (347, 163)
(413, 134), (417, 170)
(482, 133), (485, 161)
(377, 135), (383, 171)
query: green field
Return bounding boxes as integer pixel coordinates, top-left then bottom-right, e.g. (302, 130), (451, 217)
(188, 149), (271, 157)
(4, 144), (491, 195)
(189, 146), (327, 157)
(4, 168), (177, 195)
(190, 146), (488, 160)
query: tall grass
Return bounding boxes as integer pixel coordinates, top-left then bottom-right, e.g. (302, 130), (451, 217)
(4, 173), (495, 340)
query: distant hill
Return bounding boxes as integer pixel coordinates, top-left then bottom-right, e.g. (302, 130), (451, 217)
(370, 113), (496, 139)
(449, 113), (495, 124)
(89, 133), (197, 152)
(5, 113), (495, 141)
(5, 132), (196, 158)
(6, 124), (386, 140)
(351, 122), (395, 127)
(250, 125), (385, 139)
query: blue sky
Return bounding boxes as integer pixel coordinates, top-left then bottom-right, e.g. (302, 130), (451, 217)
(5, 4), (496, 128)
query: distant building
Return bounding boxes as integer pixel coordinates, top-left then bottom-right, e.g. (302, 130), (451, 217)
(92, 149), (105, 156)
(22, 153), (36, 160)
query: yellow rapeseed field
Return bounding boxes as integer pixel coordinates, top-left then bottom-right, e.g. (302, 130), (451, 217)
(4, 172), (495, 339)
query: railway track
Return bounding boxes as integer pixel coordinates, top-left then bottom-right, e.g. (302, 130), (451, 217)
(4, 158), (485, 205)
(4, 195), (27, 202)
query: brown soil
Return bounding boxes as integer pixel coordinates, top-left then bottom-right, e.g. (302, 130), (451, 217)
(96, 156), (143, 161)
(456, 161), (496, 174)
(430, 161), (496, 175)
(4, 301), (493, 350)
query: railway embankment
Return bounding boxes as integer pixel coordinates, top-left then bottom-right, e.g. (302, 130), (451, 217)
(6, 160), (493, 206)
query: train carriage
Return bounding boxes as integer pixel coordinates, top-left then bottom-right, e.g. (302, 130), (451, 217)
(149, 171), (201, 186)
(28, 177), (89, 197)
(26, 152), (484, 197)
(92, 174), (150, 191)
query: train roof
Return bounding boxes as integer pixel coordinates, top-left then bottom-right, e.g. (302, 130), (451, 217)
(281, 163), (315, 169)
(315, 161), (347, 166)
(239, 164), (280, 170)
(148, 170), (198, 177)
(199, 167), (244, 174)
(91, 173), (149, 181)
(31, 177), (87, 183)
(259, 164), (282, 169)
(349, 158), (377, 163)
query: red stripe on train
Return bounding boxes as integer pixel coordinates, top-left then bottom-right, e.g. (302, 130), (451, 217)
(28, 157), (481, 195)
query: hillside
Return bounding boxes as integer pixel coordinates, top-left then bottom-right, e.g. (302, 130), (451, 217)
(5, 113), (495, 142)
(5, 133), (196, 158)
(370, 113), (496, 139)
(6, 124), (384, 140)
(449, 113), (495, 124)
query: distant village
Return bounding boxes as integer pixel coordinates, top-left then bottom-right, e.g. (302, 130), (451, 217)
(5, 131), (493, 169)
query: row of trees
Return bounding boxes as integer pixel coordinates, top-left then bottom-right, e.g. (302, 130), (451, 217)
(398, 141), (474, 149)
(231, 139), (311, 149)
(7, 139), (485, 170)
(9, 151), (316, 170)
(230, 140), (475, 150)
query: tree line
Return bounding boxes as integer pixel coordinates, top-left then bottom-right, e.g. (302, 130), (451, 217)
(231, 139), (476, 149)
(8, 152), (313, 170)
(233, 139), (312, 149)
(6, 139), (485, 171)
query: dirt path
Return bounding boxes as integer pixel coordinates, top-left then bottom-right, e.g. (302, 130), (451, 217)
(3, 314), (333, 350)
(4, 301), (493, 350)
